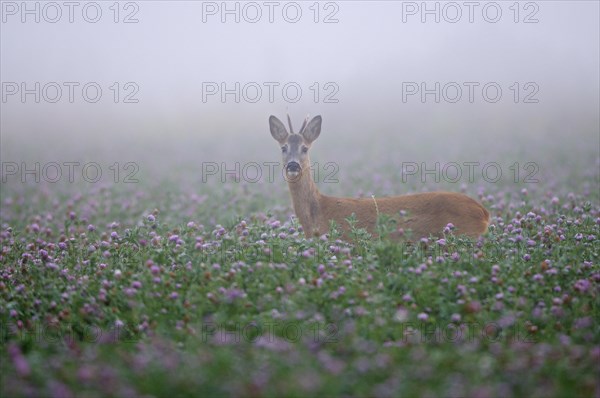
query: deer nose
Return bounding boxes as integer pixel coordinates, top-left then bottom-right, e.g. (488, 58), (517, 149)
(286, 162), (301, 173)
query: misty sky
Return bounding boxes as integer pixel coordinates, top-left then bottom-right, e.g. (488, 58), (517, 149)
(1, 1), (598, 166)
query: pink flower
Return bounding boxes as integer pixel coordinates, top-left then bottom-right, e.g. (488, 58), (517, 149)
(8, 343), (30, 377)
(573, 279), (590, 293)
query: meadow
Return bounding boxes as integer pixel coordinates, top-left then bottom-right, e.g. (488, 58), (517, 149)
(1, 131), (598, 398)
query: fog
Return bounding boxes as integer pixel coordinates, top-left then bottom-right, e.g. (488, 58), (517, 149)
(1, 1), (599, 187)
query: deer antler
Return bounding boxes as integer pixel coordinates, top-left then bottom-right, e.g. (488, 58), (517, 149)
(287, 114), (294, 134)
(298, 114), (310, 135)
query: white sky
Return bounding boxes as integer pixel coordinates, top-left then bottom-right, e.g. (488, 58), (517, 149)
(1, 1), (598, 164)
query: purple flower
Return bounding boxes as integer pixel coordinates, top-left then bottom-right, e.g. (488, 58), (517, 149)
(417, 313), (429, 321)
(46, 263), (59, 271)
(573, 279), (590, 293)
(225, 288), (245, 302)
(574, 317), (592, 329)
(8, 344), (30, 377)
(270, 220), (281, 229)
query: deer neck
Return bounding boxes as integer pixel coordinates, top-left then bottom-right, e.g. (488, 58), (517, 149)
(287, 161), (322, 236)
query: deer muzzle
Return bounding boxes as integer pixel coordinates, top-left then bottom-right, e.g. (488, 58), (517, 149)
(285, 161), (301, 177)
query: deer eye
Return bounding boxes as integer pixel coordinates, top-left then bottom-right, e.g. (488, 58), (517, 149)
(281, 146), (288, 153)
(301, 146), (308, 153)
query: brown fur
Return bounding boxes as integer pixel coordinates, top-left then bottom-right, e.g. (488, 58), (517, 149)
(270, 115), (490, 240)
(288, 169), (489, 239)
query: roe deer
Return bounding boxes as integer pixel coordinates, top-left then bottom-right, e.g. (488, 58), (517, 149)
(269, 114), (490, 239)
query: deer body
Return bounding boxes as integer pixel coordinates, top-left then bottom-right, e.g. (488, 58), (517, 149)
(270, 115), (489, 239)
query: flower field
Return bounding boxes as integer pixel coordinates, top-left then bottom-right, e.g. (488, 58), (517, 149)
(1, 135), (599, 397)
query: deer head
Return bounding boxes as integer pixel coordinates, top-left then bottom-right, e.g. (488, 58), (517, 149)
(269, 114), (322, 179)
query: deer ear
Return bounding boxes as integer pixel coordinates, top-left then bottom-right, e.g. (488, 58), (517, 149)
(269, 115), (288, 143)
(301, 115), (321, 144)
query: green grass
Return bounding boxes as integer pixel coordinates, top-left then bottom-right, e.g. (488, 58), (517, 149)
(0, 170), (598, 397)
